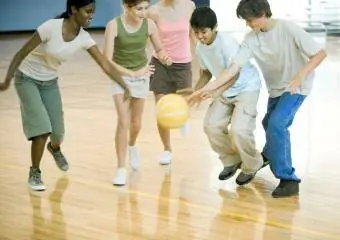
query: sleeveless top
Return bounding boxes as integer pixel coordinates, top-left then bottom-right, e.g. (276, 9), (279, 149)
(154, 17), (191, 63)
(113, 16), (149, 70)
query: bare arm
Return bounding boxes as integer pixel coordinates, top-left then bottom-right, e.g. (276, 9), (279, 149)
(198, 63), (241, 94)
(188, 1), (198, 46)
(103, 19), (135, 77)
(0, 32), (42, 90)
(195, 69), (212, 90)
(298, 49), (326, 78)
(211, 74), (239, 98)
(148, 19), (171, 65)
(187, 64), (241, 105)
(198, 69), (238, 99)
(87, 45), (129, 92)
(288, 49), (327, 93)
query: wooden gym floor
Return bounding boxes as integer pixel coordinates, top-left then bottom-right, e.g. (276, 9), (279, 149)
(1, 27), (340, 240)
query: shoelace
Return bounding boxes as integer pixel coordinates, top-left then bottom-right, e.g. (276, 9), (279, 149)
(31, 171), (43, 183)
(53, 150), (67, 164)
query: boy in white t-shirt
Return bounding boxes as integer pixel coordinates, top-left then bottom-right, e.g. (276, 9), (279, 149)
(0, 0), (130, 191)
(188, 0), (327, 198)
(189, 7), (267, 186)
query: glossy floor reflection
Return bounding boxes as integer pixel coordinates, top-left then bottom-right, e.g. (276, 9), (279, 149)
(1, 23), (340, 240)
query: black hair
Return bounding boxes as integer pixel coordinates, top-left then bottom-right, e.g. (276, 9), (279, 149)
(123, 0), (150, 8)
(190, 6), (217, 30)
(56, 0), (96, 19)
(236, 0), (272, 20)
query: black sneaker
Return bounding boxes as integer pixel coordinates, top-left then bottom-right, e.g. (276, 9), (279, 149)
(235, 171), (257, 185)
(47, 142), (69, 172)
(236, 153), (268, 185)
(272, 180), (299, 198)
(218, 163), (241, 180)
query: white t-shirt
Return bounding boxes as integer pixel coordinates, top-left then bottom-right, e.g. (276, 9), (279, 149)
(19, 18), (96, 81)
(233, 19), (323, 97)
(196, 32), (261, 97)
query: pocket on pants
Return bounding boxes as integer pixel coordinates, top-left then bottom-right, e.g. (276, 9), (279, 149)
(243, 104), (257, 118)
(242, 104), (257, 132)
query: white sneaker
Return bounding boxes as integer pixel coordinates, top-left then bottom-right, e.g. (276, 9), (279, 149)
(112, 168), (127, 186)
(180, 122), (189, 136)
(159, 151), (172, 165)
(129, 145), (140, 171)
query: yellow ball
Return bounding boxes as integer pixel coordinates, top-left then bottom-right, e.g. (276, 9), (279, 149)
(156, 94), (189, 129)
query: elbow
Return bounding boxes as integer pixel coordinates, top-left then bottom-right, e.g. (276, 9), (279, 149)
(320, 49), (327, 60)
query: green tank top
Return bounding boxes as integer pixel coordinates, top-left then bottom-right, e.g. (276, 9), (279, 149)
(113, 16), (149, 71)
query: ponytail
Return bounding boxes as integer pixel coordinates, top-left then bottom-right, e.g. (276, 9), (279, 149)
(56, 11), (70, 19)
(56, 0), (96, 19)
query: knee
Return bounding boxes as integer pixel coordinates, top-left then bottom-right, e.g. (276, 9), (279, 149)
(229, 127), (251, 143)
(130, 118), (142, 132)
(203, 122), (220, 136)
(117, 117), (129, 131)
(32, 133), (50, 141)
(267, 115), (284, 131)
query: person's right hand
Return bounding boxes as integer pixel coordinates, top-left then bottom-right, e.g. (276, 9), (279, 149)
(0, 80), (10, 91)
(123, 89), (132, 102)
(134, 65), (155, 78)
(186, 90), (209, 107)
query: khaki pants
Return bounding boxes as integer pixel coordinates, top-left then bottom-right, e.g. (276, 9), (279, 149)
(204, 90), (263, 174)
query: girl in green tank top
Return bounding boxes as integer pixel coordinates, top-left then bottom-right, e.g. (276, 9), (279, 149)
(103, 0), (171, 186)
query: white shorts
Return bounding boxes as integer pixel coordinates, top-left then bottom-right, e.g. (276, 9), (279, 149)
(111, 76), (149, 99)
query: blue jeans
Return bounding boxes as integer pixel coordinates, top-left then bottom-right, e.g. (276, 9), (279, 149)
(262, 92), (306, 182)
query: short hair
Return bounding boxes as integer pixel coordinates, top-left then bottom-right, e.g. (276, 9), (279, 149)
(190, 6), (217, 30)
(123, 0), (150, 8)
(236, 0), (272, 20)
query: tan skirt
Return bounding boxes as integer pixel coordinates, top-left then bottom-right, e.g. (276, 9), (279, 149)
(111, 76), (150, 99)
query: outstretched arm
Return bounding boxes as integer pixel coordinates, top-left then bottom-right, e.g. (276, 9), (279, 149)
(187, 64), (241, 105)
(87, 45), (129, 94)
(195, 69), (212, 90)
(197, 63), (240, 94)
(0, 32), (42, 91)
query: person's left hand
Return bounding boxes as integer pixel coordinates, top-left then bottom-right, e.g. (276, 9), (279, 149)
(288, 74), (303, 94)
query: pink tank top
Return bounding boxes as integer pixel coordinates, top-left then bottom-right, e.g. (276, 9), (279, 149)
(154, 18), (191, 63)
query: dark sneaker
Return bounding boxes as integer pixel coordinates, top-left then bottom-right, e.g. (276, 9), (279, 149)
(272, 180), (299, 198)
(28, 167), (46, 191)
(261, 152), (270, 168)
(236, 171), (257, 185)
(47, 142), (69, 172)
(236, 153), (269, 185)
(218, 163), (241, 180)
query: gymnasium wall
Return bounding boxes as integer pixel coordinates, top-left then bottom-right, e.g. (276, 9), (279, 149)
(0, 0), (210, 32)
